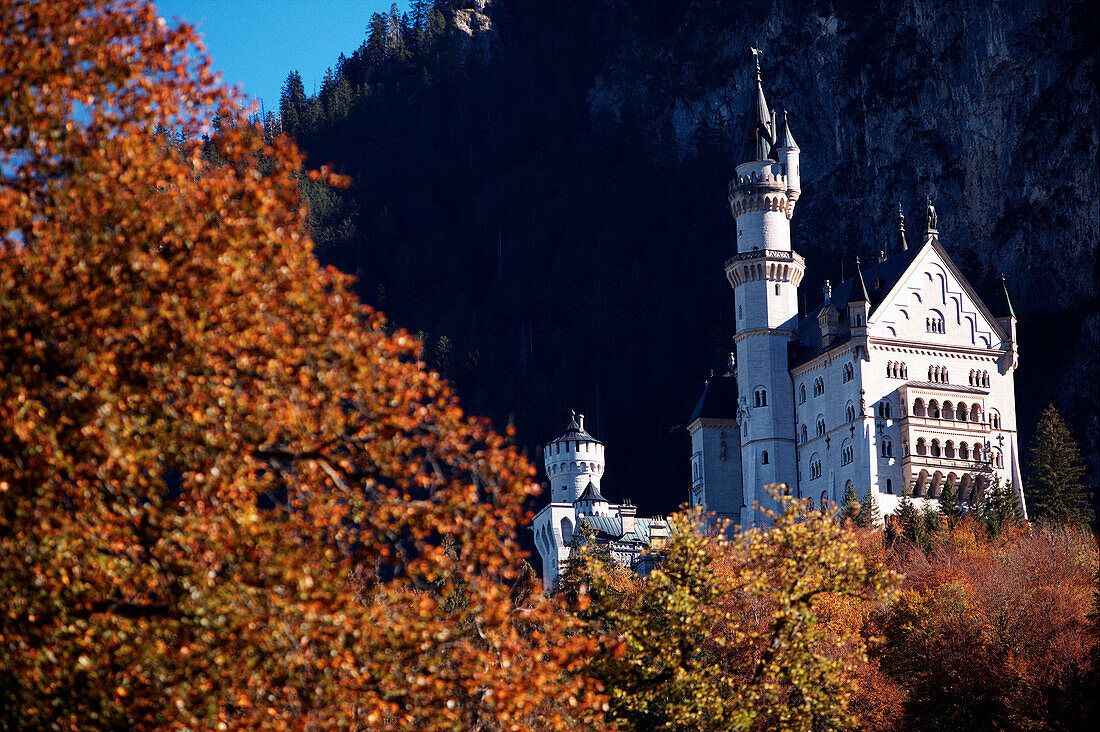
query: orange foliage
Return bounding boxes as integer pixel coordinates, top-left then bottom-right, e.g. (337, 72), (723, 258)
(875, 519), (1098, 730)
(0, 1), (605, 729)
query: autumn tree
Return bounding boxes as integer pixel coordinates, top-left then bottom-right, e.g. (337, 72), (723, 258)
(0, 1), (604, 729)
(1026, 404), (1093, 527)
(567, 493), (899, 731)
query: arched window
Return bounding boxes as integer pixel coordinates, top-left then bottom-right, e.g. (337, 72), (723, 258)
(842, 442), (853, 465)
(846, 404), (855, 423)
(928, 400), (940, 418)
(801, 424), (808, 443)
(762, 451), (769, 465)
(942, 401), (953, 421)
(813, 377), (824, 397)
(970, 404), (981, 422)
(956, 402), (967, 421)
(878, 401), (892, 419)
(959, 442), (969, 460)
(817, 418), (826, 436)
(969, 369), (975, 386)
(881, 439), (893, 458)
(989, 410), (1001, 430)
(930, 439), (941, 457)
(945, 440), (956, 458)
(927, 310), (945, 333)
(843, 363), (854, 382)
(755, 389), (767, 407)
(995, 449), (1004, 469)
(820, 490), (829, 508)
(810, 454), (822, 480)
(560, 517), (574, 544)
(886, 479), (893, 494)
(913, 398), (926, 417)
(916, 438), (927, 456)
(799, 384), (807, 403)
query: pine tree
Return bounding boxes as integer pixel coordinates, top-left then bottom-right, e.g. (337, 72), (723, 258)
(978, 477), (1024, 538)
(279, 70), (306, 136)
(841, 482), (861, 525)
(894, 493), (922, 546)
(1026, 404), (1092, 527)
(938, 478), (964, 529)
(859, 486), (880, 528)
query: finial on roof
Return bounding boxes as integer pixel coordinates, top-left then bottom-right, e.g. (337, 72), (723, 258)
(896, 202), (908, 251)
(999, 273), (1016, 318)
(751, 43), (762, 82)
(851, 257), (871, 303)
(822, 278), (832, 302)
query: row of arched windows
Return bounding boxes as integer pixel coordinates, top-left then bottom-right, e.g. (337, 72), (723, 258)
(754, 388), (768, 407)
(842, 363), (854, 382)
(912, 398), (995, 425)
(813, 376), (825, 397)
(816, 418), (826, 436)
(846, 404), (856, 422)
(886, 361), (908, 379)
(841, 444), (853, 465)
(809, 459), (822, 480)
(969, 369), (990, 387)
(927, 313), (946, 333)
(928, 365), (949, 383)
(878, 401), (892, 419)
(913, 438), (1003, 467)
(881, 439), (894, 458)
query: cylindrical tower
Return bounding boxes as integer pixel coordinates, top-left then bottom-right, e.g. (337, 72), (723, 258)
(542, 411), (605, 503)
(724, 54), (803, 523)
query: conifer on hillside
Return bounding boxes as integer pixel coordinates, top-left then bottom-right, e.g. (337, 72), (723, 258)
(1026, 404), (1092, 527)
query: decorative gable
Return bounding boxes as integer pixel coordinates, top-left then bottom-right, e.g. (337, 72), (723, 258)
(870, 243), (1006, 349)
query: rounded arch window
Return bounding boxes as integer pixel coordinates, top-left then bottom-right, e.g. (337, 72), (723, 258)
(913, 398), (926, 417)
(560, 517), (574, 543)
(762, 451), (769, 465)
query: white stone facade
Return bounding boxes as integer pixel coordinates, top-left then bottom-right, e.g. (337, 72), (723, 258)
(531, 413), (669, 590)
(689, 62), (1025, 526)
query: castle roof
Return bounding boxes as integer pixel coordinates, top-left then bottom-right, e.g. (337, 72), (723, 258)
(792, 244), (922, 365)
(574, 481), (607, 504)
(776, 109), (798, 149)
(578, 515), (666, 544)
(688, 373), (739, 422)
(738, 55), (778, 165)
(551, 412), (602, 444)
(850, 259), (871, 303)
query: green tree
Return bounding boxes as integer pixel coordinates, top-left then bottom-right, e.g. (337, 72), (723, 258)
(858, 486), (881, 528)
(570, 492), (898, 731)
(840, 481), (861, 525)
(978, 477), (1024, 538)
(938, 478), (964, 529)
(1026, 404), (1092, 527)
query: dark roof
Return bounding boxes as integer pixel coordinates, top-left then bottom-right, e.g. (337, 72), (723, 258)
(575, 481), (607, 504)
(776, 110), (798, 149)
(688, 374), (739, 422)
(905, 380), (988, 395)
(792, 244), (923, 366)
(552, 414), (601, 444)
(850, 260), (871, 303)
(738, 66), (777, 165)
(998, 275), (1016, 318)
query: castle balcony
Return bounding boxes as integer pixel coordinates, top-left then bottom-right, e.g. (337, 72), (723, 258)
(725, 249), (806, 288)
(899, 452), (994, 503)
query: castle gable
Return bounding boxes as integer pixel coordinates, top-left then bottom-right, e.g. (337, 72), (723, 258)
(869, 242), (1006, 349)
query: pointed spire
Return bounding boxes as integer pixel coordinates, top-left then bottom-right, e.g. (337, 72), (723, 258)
(998, 273), (1016, 318)
(896, 202), (908, 251)
(851, 256), (871, 303)
(776, 109), (798, 149)
(738, 45), (777, 164)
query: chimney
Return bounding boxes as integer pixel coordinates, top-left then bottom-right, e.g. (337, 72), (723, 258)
(619, 499), (636, 537)
(648, 518), (669, 549)
(578, 413), (585, 432)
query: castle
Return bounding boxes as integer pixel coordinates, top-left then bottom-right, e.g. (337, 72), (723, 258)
(533, 54), (1025, 588)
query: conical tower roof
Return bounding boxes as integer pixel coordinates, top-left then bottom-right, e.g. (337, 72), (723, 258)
(998, 274), (1016, 318)
(738, 51), (777, 164)
(776, 109), (798, 149)
(850, 257), (871, 303)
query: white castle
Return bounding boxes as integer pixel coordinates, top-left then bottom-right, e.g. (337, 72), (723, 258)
(533, 54), (1025, 588)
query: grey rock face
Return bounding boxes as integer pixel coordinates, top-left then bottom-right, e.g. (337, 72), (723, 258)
(590, 0), (1097, 435)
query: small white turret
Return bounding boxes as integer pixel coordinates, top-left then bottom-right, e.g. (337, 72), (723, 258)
(542, 411), (605, 503)
(776, 109), (800, 204)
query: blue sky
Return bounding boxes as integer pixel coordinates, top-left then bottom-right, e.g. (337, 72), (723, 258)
(156, 1), (404, 113)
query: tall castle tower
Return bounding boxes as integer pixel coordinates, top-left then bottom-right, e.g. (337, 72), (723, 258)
(725, 52), (804, 524)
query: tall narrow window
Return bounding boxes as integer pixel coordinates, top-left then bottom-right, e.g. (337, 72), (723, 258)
(762, 451), (769, 465)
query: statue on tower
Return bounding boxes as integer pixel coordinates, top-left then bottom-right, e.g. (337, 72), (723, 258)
(925, 196), (938, 233)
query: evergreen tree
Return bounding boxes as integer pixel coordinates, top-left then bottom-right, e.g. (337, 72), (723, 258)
(279, 70), (307, 136)
(858, 486), (880, 528)
(938, 478), (964, 529)
(841, 482), (861, 525)
(1026, 404), (1092, 527)
(921, 502), (943, 538)
(894, 493), (923, 547)
(978, 477), (1024, 538)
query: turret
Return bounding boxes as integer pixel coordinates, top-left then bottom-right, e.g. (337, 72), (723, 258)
(848, 258), (871, 360)
(542, 411), (605, 503)
(775, 109), (800, 203)
(995, 274), (1018, 372)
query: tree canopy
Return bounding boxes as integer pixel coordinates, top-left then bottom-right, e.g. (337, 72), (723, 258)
(1026, 404), (1093, 527)
(0, 1), (603, 728)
